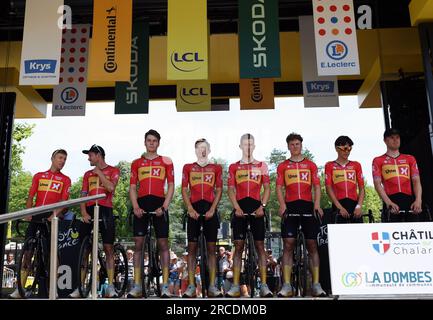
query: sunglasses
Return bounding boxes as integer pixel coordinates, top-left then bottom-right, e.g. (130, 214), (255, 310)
(92, 144), (103, 154)
(336, 146), (352, 152)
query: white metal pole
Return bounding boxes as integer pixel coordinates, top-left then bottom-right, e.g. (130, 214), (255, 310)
(91, 204), (99, 299)
(49, 216), (59, 300)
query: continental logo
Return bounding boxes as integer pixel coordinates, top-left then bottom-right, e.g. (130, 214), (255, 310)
(179, 87), (209, 105)
(235, 169), (262, 184)
(88, 176), (111, 192)
(190, 172), (215, 187)
(284, 169), (311, 186)
(38, 179), (63, 193)
(170, 52), (204, 73)
(138, 166), (166, 181)
(250, 78), (263, 102)
(382, 164), (410, 180)
(104, 7), (118, 73)
(332, 170), (357, 184)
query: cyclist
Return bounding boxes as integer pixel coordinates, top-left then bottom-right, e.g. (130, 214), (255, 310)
(69, 144), (120, 298)
(127, 129), (174, 298)
(10, 149), (71, 299)
(181, 138), (223, 298)
(226, 133), (273, 298)
(276, 133), (326, 297)
(325, 136), (365, 223)
(372, 128), (422, 222)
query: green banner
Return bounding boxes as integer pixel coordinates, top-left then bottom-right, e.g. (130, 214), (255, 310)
(238, 0), (281, 79)
(115, 21), (149, 114)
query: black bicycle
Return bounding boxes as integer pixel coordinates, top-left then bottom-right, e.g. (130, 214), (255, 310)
(16, 219), (51, 298)
(76, 216), (128, 298)
(334, 209), (375, 224)
(382, 205), (432, 222)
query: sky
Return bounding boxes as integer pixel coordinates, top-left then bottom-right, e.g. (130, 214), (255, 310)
(16, 96), (385, 186)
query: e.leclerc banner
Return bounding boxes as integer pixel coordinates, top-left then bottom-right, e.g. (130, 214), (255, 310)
(240, 78), (274, 110)
(167, 0), (208, 80)
(312, 0), (360, 76)
(176, 81), (211, 112)
(88, 0), (132, 81)
(238, 0), (281, 79)
(115, 22), (149, 114)
(19, 0), (63, 85)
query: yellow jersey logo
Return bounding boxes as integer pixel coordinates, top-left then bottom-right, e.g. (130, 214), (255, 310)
(284, 169), (311, 186)
(332, 170), (357, 184)
(382, 164), (410, 180)
(38, 179), (63, 193)
(235, 169), (262, 184)
(190, 172), (215, 187)
(138, 166), (166, 181)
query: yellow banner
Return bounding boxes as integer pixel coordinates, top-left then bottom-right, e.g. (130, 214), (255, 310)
(176, 80), (211, 112)
(190, 172), (215, 187)
(138, 166), (166, 181)
(382, 164), (410, 180)
(167, 0), (208, 80)
(240, 78), (275, 110)
(89, 0), (132, 81)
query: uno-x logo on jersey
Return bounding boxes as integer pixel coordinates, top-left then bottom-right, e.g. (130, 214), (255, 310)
(190, 172), (215, 187)
(235, 169), (262, 184)
(284, 169), (311, 186)
(38, 179), (64, 193)
(333, 170), (356, 184)
(382, 164), (410, 180)
(88, 176), (110, 192)
(138, 166), (166, 181)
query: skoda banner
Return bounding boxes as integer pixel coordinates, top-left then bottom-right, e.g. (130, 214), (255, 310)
(328, 222), (433, 295)
(312, 0), (360, 76)
(299, 16), (339, 108)
(238, 0), (281, 79)
(52, 24), (90, 116)
(176, 81), (211, 112)
(89, 0), (132, 81)
(239, 78), (274, 110)
(115, 21), (149, 114)
(19, 0), (63, 85)
(167, 0), (208, 80)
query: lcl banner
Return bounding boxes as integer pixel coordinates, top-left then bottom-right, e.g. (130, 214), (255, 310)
(19, 0), (63, 85)
(176, 81), (211, 112)
(238, 0), (281, 79)
(115, 22), (149, 114)
(299, 16), (339, 108)
(88, 0), (132, 81)
(52, 24), (90, 116)
(312, 0), (360, 76)
(167, 0), (208, 80)
(239, 78), (274, 110)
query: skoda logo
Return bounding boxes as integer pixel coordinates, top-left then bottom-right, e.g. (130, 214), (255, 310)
(61, 87), (79, 104)
(326, 40), (349, 61)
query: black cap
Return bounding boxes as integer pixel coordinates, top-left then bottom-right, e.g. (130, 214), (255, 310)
(383, 128), (400, 139)
(82, 144), (105, 157)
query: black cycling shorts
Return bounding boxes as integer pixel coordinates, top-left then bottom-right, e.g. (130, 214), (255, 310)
(281, 200), (319, 240)
(187, 200), (219, 243)
(133, 195), (169, 239)
(333, 198), (363, 224)
(383, 193), (419, 223)
(80, 205), (115, 245)
(231, 198), (265, 241)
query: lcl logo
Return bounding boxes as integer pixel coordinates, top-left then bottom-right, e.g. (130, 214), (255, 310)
(180, 87), (208, 105)
(170, 52), (205, 72)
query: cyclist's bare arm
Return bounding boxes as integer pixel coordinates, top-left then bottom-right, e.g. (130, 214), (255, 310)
(325, 185), (348, 217)
(129, 183), (144, 217)
(276, 185), (286, 217)
(373, 178), (398, 212)
(355, 187), (365, 217)
(256, 183), (270, 217)
(228, 186), (243, 217)
(157, 182), (174, 216)
(411, 176), (422, 213)
(24, 196), (34, 221)
(206, 187), (222, 220)
(182, 187), (198, 220)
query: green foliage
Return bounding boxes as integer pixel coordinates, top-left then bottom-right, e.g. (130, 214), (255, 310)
(11, 123), (34, 177)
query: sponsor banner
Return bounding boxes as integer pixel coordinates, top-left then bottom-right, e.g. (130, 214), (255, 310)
(176, 81), (211, 112)
(299, 16), (339, 108)
(239, 78), (274, 110)
(312, 0), (360, 76)
(211, 98), (230, 111)
(89, 0), (133, 81)
(19, 0), (63, 85)
(115, 21), (149, 114)
(52, 24), (90, 116)
(167, 0), (208, 80)
(328, 223), (433, 295)
(239, 0), (281, 79)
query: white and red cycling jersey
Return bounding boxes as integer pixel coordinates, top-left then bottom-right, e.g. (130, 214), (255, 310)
(325, 161), (364, 201)
(182, 163), (223, 204)
(228, 161), (270, 201)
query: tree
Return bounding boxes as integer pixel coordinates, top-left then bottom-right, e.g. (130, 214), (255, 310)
(10, 123), (35, 177)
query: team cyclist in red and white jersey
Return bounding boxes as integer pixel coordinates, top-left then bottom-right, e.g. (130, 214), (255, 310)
(325, 136), (365, 223)
(372, 128), (422, 222)
(181, 138), (223, 298)
(127, 130), (175, 298)
(276, 133), (326, 297)
(226, 133), (273, 298)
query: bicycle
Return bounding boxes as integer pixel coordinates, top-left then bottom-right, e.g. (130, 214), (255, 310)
(75, 216), (128, 298)
(16, 219), (51, 298)
(382, 205), (432, 223)
(334, 209), (375, 224)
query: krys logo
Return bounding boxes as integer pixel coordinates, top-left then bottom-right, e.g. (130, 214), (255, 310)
(180, 87), (208, 105)
(326, 41), (349, 61)
(371, 232), (391, 254)
(170, 52), (205, 73)
(306, 81), (335, 94)
(24, 59), (57, 74)
(61, 87), (79, 104)
(341, 272), (362, 287)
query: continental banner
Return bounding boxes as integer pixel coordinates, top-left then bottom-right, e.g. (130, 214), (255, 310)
(239, 78), (274, 110)
(299, 16), (339, 108)
(176, 81), (211, 112)
(89, 0), (132, 81)
(238, 0), (281, 79)
(19, 0), (63, 85)
(115, 22), (149, 114)
(167, 0), (208, 80)
(312, 0), (360, 76)
(52, 24), (90, 116)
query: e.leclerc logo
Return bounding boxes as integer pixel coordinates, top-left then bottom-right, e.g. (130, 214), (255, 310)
(61, 87), (79, 104)
(326, 40), (348, 61)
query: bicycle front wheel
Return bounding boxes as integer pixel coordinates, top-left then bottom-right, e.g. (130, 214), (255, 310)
(17, 237), (39, 298)
(298, 232), (308, 297)
(77, 236), (93, 298)
(198, 233), (208, 298)
(113, 243), (128, 297)
(245, 233), (258, 298)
